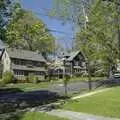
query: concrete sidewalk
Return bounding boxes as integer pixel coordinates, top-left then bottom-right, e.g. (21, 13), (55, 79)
(46, 109), (120, 120)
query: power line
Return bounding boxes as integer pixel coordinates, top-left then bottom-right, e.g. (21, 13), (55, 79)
(47, 29), (74, 38)
(29, 10), (75, 48)
(32, 11), (75, 38)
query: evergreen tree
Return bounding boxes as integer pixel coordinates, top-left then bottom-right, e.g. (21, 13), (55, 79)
(0, 0), (12, 40)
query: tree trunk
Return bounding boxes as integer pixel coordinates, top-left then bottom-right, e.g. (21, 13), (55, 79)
(64, 84), (68, 95)
(87, 61), (92, 91)
(88, 72), (92, 90)
(108, 64), (114, 80)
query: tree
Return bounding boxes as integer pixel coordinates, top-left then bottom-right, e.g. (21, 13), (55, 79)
(76, 0), (119, 78)
(51, 0), (94, 27)
(2, 71), (13, 84)
(0, 0), (12, 40)
(63, 74), (70, 95)
(52, 0), (120, 90)
(6, 9), (55, 56)
(51, 0), (95, 90)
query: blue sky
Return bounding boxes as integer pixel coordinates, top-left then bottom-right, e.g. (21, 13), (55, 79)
(20, 0), (73, 49)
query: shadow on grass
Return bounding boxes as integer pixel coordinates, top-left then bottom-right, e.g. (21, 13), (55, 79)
(0, 87), (69, 120)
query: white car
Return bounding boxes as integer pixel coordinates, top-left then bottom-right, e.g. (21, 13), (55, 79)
(113, 72), (120, 79)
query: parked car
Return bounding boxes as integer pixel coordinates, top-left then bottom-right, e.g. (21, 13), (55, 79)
(113, 72), (120, 79)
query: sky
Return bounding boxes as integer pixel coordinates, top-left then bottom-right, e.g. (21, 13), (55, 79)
(20, 0), (73, 49)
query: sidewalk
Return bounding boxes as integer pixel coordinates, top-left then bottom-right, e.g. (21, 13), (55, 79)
(46, 109), (120, 120)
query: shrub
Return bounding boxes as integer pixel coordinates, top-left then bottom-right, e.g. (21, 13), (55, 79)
(27, 74), (39, 83)
(0, 79), (4, 87)
(2, 71), (14, 84)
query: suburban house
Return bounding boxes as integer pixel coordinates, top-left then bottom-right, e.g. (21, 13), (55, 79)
(1, 48), (46, 81)
(48, 51), (86, 78)
(64, 51), (86, 76)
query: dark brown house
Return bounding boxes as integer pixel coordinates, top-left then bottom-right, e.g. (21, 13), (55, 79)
(48, 51), (86, 78)
(64, 51), (86, 76)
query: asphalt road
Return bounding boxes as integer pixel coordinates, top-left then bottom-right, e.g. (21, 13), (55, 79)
(47, 81), (98, 95)
(0, 81), (98, 111)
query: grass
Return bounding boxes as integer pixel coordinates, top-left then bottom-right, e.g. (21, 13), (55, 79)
(4, 76), (106, 92)
(63, 86), (120, 118)
(20, 112), (68, 120)
(5, 82), (55, 91)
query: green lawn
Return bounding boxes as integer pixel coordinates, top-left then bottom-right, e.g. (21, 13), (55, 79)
(5, 81), (62, 91)
(63, 87), (120, 118)
(5, 83), (51, 91)
(4, 76), (106, 92)
(20, 112), (68, 120)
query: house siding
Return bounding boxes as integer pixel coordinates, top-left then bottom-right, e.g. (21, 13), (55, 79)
(2, 50), (11, 73)
(48, 51), (87, 78)
(1, 48), (46, 81)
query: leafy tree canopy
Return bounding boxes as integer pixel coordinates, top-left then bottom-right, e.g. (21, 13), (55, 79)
(0, 0), (12, 40)
(6, 6), (55, 56)
(51, 0), (94, 27)
(76, 0), (120, 76)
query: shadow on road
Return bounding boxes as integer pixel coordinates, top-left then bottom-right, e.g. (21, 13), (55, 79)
(0, 87), (68, 120)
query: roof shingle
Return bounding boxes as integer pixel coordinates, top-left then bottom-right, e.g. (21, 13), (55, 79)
(6, 48), (46, 62)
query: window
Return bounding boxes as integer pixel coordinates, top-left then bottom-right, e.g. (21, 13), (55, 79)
(13, 59), (26, 66)
(14, 70), (24, 76)
(21, 60), (25, 65)
(36, 71), (44, 75)
(13, 59), (20, 65)
(27, 61), (33, 68)
(37, 62), (44, 67)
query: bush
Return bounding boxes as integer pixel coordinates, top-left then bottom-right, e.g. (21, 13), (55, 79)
(27, 74), (39, 83)
(2, 71), (14, 84)
(0, 79), (4, 87)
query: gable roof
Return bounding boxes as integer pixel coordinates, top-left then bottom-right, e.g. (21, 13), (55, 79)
(66, 50), (86, 61)
(67, 51), (80, 61)
(6, 48), (46, 62)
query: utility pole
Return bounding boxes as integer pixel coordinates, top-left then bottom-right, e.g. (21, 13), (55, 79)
(82, 0), (92, 90)
(82, 0), (89, 29)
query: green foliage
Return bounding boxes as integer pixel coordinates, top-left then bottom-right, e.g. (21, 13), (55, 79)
(27, 74), (39, 83)
(76, 0), (120, 76)
(52, 0), (93, 26)
(0, 0), (20, 41)
(2, 71), (13, 84)
(52, 0), (120, 77)
(0, 0), (12, 40)
(6, 9), (55, 56)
